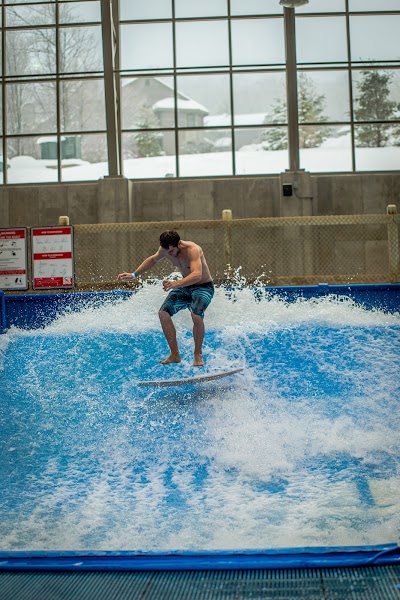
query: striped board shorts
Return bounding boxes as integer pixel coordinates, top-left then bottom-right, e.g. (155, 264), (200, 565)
(160, 281), (214, 319)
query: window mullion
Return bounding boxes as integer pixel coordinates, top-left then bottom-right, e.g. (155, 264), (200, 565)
(101, 0), (121, 177)
(283, 6), (300, 172)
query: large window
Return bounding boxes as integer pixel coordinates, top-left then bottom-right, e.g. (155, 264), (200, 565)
(1, 0), (400, 183)
(1, 0), (107, 184)
(295, 1), (400, 173)
(119, 0), (287, 179)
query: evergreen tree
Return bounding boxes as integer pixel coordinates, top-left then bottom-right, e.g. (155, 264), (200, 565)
(262, 73), (330, 150)
(297, 74), (330, 148)
(134, 106), (163, 157)
(354, 70), (398, 147)
(262, 100), (287, 151)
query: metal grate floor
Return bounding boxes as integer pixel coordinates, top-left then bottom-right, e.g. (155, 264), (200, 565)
(0, 566), (399, 600)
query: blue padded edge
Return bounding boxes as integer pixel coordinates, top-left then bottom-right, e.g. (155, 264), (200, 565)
(263, 283), (400, 313)
(3, 290), (134, 331)
(0, 544), (399, 571)
(2, 284), (400, 333)
(0, 291), (6, 333)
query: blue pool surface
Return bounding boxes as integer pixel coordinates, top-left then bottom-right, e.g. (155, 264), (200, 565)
(0, 284), (399, 570)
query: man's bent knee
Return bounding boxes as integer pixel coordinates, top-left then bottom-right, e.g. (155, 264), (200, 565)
(159, 309), (172, 320)
(191, 312), (204, 323)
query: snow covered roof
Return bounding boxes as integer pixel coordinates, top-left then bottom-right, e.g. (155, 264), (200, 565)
(153, 97), (209, 114)
(203, 113), (230, 127)
(204, 113), (268, 127)
(37, 136), (67, 144)
(213, 137), (232, 148)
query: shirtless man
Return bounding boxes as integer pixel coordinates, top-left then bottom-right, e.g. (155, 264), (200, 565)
(117, 230), (214, 367)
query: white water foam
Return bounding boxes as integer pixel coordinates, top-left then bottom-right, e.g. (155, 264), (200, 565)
(3, 279), (398, 339)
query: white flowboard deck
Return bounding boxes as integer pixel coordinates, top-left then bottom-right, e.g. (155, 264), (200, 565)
(138, 367), (243, 387)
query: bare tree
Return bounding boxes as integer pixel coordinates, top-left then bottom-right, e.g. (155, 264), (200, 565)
(6, 1), (103, 156)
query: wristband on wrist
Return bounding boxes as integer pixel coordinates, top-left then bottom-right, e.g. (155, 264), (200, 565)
(132, 272), (138, 279)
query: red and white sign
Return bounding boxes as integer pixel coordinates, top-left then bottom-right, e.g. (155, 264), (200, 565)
(0, 228), (28, 290)
(31, 226), (74, 289)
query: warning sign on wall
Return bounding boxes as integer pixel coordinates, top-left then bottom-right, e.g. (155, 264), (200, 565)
(0, 228), (28, 290)
(31, 226), (75, 290)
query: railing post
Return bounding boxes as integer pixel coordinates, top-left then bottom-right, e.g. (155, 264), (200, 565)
(222, 209), (233, 281)
(387, 205), (399, 281)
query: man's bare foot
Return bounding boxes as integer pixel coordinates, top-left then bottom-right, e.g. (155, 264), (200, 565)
(160, 353), (181, 364)
(193, 353), (204, 367)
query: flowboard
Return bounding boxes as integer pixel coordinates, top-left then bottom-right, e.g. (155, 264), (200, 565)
(138, 367), (244, 387)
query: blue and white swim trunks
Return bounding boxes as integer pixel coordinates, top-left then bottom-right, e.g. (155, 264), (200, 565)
(160, 281), (214, 319)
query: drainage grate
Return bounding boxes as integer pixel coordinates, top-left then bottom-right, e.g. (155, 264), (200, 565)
(0, 566), (399, 600)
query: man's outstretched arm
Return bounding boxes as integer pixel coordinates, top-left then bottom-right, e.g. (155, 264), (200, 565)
(117, 248), (162, 280)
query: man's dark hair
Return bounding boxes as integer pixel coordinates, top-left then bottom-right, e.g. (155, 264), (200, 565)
(160, 230), (181, 249)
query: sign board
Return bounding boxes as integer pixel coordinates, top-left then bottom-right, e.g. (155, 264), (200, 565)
(31, 226), (74, 290)
(0, 228), (28, 290)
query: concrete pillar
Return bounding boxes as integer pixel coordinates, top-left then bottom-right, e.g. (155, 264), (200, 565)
(279, 170), (313, 217)
(279, 170), (314, 277)
(97, 176), (133, 223)
(93, 177), (134, 286)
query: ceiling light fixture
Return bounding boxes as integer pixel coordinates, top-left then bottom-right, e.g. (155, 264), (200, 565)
(279, 0), (309, 8)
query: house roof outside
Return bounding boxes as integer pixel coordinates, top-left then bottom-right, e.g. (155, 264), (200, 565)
(37, 136), (68, 144)
(153, 97), (209, 113)
(122, 76), (192, 101)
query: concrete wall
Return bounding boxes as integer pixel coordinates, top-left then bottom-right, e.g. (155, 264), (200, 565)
(1, 172), (399, 228)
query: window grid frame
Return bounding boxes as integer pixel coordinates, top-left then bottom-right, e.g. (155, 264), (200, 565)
(1, 0), (400, 184)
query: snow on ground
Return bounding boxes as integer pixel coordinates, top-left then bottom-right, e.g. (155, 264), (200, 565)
(3, 144), (400, 184)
